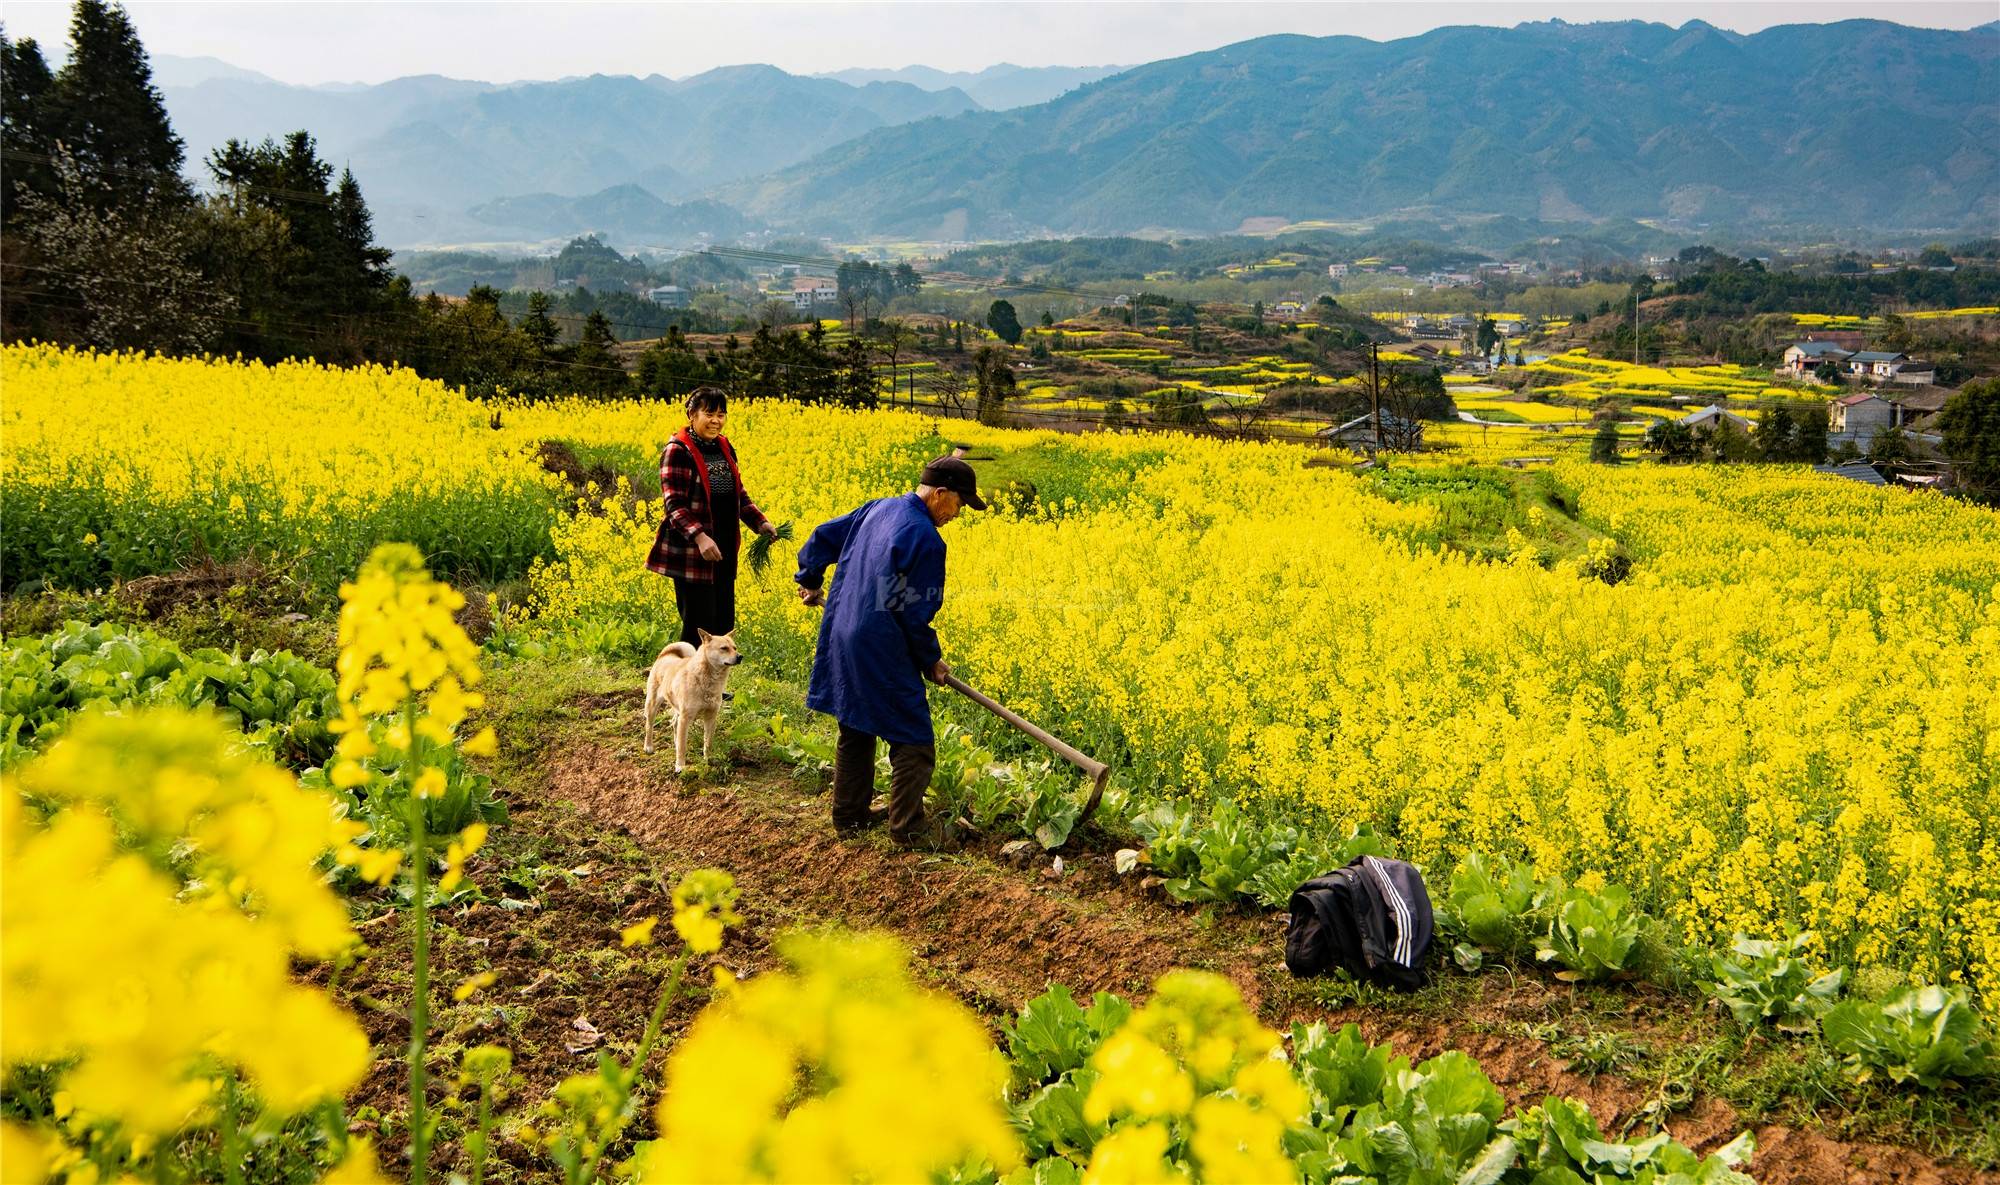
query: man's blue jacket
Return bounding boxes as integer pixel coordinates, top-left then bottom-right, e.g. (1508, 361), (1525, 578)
(794, 493), (945, 746)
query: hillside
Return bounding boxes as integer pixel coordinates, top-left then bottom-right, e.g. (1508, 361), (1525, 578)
(463, 185), (751, 245)
(721, 19), (2000, 239)
(157, 65), (977, 246)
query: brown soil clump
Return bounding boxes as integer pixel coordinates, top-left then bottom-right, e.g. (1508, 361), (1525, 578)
(116, 556), (266, 617)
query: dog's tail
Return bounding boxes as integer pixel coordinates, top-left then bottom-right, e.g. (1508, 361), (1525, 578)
(653, 641), (697, 665)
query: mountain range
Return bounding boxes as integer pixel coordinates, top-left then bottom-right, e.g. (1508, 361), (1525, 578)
(148, 19), (1997, 250)
(724, 20), (1999, 239)
(815, 63), (1126, 109)
(154, 58), (976, 245)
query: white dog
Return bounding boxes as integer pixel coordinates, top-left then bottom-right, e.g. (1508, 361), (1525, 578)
(642, 629), (742, 772)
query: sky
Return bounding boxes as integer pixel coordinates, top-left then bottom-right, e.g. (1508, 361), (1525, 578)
(2, 0), (1992, 86)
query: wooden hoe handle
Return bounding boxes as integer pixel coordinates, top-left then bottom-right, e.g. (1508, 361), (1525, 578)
(943, 674), (1112, 830)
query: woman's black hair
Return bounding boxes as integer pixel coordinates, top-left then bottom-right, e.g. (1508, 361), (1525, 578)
(685, 386), (729, 415)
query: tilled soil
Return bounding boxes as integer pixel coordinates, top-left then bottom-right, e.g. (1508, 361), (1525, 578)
(334, 688), (1994, 1185)
(538, 731), (1992, 1185)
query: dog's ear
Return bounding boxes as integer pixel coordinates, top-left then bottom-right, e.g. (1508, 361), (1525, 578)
(696, 628), (713, 645)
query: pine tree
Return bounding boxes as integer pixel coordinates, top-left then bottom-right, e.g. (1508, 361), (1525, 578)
(836, 337), (878, 409)
(49, 0), (188, 207)
(572, 309), (625, 395)
(520, 291), (560, 353)
(205, 132), (394, 356)
(1, 32), (59, 224)
(331, 168), (392, 304)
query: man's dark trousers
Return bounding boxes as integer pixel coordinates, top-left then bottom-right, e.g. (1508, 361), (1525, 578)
(831, 722), (934, 841)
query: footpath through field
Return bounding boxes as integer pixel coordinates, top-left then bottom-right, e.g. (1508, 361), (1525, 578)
(531, 686), (1988, 1185)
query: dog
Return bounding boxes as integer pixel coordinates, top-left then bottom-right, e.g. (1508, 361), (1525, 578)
(642, 628), (742, 772)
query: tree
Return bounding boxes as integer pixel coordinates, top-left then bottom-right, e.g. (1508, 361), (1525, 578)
(1212, 397), (1264, 437)
(1868, 424), (1912, 466)
(519, 291), (560, 352)
(836, 259), (880, 331)
(891, 261), (922, 297)
(1918, 243), (1955, 269)
(1, 32), (59, 225)
(12, 149), (217, 352)
(1793, 405), (1829, 464)
(571, 309), (625, 396)
(1936, 376), (2000, 501)
(973, 345), (1015, 426)
(1252, 300), (1264, 321)
(1148, 388), (1208, 428)
(1039, 309), (1054, 328)
(1754, 405), (1797, 461)
(836, 337), (878, 409)
(330, 168), (393, 306)
(634, 326), (711, 402)
(205, 131), (395, 359)
(875, 319), (916, 406)
(1591, 419), (1621, 464)
(1475, 316), (1500, 359)
(928, 366), (969, 417)
(46, 0), (188, 209)
(1814, 359), (1843, 386)
(405, 286), (539, 399)
(1644, 420), (1697, 462)
(986, 299), (1022, 345)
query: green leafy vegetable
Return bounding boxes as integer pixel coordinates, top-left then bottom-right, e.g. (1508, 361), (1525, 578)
(1535, 884), (1643, 982)
(1821, 985), (1993, 1087)
(1705, 932), (1844, 1033)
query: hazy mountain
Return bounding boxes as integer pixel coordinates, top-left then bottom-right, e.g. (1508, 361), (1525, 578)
(148, 53), (283, 88)
(156, 63), (973, 246)
(818, 62), (1126, 109)
(465, 184), (750, 245)
(728, 20), (1999, 239)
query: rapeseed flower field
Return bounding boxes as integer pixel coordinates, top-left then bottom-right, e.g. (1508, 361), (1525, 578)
(4, 345), (1996, 1182)
(7, 344), (1996, 999)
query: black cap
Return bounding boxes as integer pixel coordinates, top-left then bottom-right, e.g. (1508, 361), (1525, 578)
(920, 455), (986, 510)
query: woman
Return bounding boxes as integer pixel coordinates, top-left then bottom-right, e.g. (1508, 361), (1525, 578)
(646, 386), (777, 645)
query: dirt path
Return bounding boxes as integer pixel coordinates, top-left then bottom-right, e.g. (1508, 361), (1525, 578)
(541, 728), (1992, 1185)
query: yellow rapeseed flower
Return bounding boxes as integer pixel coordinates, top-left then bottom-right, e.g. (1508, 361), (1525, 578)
(621, 916), (660, 947)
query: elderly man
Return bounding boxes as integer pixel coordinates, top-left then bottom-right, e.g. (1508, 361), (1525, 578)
(794, 455), (985, 848)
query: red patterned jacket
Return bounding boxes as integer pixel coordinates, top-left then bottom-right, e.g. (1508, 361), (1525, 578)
(645, 430), (771, 582)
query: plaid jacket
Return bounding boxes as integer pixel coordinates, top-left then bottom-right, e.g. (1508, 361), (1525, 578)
(646, 430), (771, 582)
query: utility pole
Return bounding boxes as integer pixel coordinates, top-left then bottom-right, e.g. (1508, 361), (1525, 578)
(1369, 341), (1383, 449)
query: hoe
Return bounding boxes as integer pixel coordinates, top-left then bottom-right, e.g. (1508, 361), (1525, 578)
(943, 673), (1111, 832)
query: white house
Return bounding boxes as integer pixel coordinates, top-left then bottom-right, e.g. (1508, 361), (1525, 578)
(1780, 341), (1852, 377)
(1845, 350), (1907, 380)
(1270, 300), (1307, 320)
(1678, 405), (1753, 431)
(791, 276), (838, 311)
(1326, 263), (1349, 279)
(646, 284), (688, 309)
